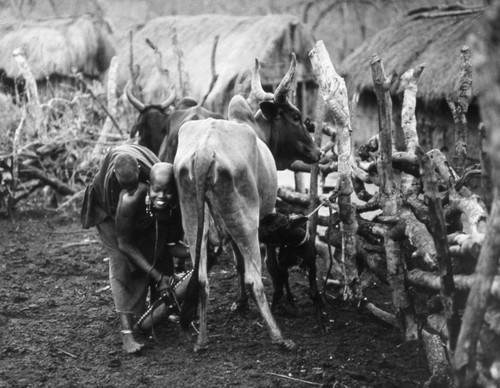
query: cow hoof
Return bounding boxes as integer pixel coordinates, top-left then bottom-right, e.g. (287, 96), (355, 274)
(230, 301), (249, 313)
(272, 302), (299, 317)
(180, 330), (193, 342)
(274, 338), (296, 351)
(193, 342), (209, 353)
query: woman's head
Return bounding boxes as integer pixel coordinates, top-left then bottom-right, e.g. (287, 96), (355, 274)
(149, 162), (176, 210)
(114, 154), (140, 192)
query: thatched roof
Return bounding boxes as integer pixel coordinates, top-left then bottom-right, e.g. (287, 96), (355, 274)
(0, 14), (116, 80)
(339, 5), (486, 103)
(116, 14), (317, 111)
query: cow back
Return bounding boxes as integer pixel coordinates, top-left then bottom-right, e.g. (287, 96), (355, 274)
(174, 118), (277, 244)
(158, 106), (224, 164)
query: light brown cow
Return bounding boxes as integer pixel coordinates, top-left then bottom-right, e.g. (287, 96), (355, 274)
(174, 54), (320, 351)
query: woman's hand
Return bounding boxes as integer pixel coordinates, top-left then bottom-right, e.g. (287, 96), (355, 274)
(155, 274), (173, 296)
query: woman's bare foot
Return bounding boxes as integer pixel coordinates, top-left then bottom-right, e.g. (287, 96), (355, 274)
(121, 330), (144, 354)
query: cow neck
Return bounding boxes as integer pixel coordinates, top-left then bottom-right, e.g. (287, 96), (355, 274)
(255, 113), (291, 171)
(268, 121), (294, 170)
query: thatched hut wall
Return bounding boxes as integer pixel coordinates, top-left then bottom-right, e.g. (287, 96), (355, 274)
(340, 6), (485, 161)
(116, 14), (318, 116)
(0, 14), (116, 93)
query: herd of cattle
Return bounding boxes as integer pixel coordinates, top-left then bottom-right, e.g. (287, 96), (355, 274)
(126, 53), (321, 350)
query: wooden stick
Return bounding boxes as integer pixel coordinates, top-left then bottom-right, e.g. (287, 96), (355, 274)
(447, 46), (472, 177)
(479, 123), (493, 212)
(56, 348), (78, 358)
(75, 76), (121, 132)
(308, 98), (325, 242)
(200, 35), (219, 107)
(9, 105), (27, 217)
(145, 37), (170, 88)
(364, 301), (398, 328)
(266, 372), (322, 386)
(18, 164), (75, 196)
(407, 269), (500, 300)
(13, 48), (43, 138)
(419, 147), (461, 352)
(171, 27), (190, 96)
(277, 186), (311, 206)
(61, 240), (99, 249)
(400, 64), (425, 154)
(309, 40), (361, 302)
(411, 8), (486, 20)
(370, 54), (418, 341)
(128, 29), (137, 92)
(56, 189), (85, 210)
(400, 65), (425, 199)
(421, 329), (454, 387)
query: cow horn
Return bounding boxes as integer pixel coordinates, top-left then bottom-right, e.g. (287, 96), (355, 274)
(250, 58), (274, 102)
(160, 88), (177, 110)
(126, 85), (145, 112)
(273, 52), (297, 104)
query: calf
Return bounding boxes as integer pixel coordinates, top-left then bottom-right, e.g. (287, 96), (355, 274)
(259, 213), (325, 330)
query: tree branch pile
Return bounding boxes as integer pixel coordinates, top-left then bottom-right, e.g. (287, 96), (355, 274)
(0, 57), (133, 217)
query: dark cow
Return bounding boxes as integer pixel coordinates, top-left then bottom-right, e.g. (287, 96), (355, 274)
(126, 87), (176, 155)
(174, 53), (320, 351)
(259, 213), (324, 330)
(157, 102), (224, 163)
(126, 88), (224, 159)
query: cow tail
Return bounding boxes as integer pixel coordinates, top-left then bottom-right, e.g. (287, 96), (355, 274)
(179, 151), (212, 331)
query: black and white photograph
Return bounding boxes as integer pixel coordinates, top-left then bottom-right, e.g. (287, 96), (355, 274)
(0, 1), (498, 387)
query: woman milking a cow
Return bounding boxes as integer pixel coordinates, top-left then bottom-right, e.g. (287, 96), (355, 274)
(81, 144), (190, 354)
(80, 143), (316, 354)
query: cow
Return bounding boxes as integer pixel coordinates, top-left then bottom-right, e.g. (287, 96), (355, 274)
(126, 87), (224, 159)
(174, 53), (321, 352)
(259, 212), (324, 331)
(125, 87), (176, 155)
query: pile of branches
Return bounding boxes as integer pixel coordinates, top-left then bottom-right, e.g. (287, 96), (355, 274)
(283, 31), (499, 388)
(0, 53), (132, 217)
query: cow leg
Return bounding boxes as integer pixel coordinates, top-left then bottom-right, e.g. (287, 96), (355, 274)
(231, 250), (249, 312)
(176, 185), (211, 351)
(233, 239), (296, 350)
(266, 246), (287, 310)
(273, 246), (300, 316)
(194, 241), (210, 352)
(307, 256), (325, 332)
(283, 274), (299, 314)
(301, 241), (325, 331)
(195, 275), (209, 352)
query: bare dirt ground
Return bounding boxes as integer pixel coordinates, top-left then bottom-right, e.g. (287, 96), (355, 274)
(0, 209), (430, 388)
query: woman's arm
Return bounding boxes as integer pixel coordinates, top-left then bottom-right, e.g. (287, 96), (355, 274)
(115, 184), (163, 284)
(166, 241), (191, 259)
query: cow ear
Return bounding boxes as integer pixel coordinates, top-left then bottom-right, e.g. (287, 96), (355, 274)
(259, 101), (279, 121)
(289, 215), (308, 229)
(259, 213), (287, 236)
(130, 123), (140, 139)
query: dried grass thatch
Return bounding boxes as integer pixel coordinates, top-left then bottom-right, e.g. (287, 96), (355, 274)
(340, 5), (486, 103)
(116, 14), (316, 112)
(0, 14), (116, 80)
